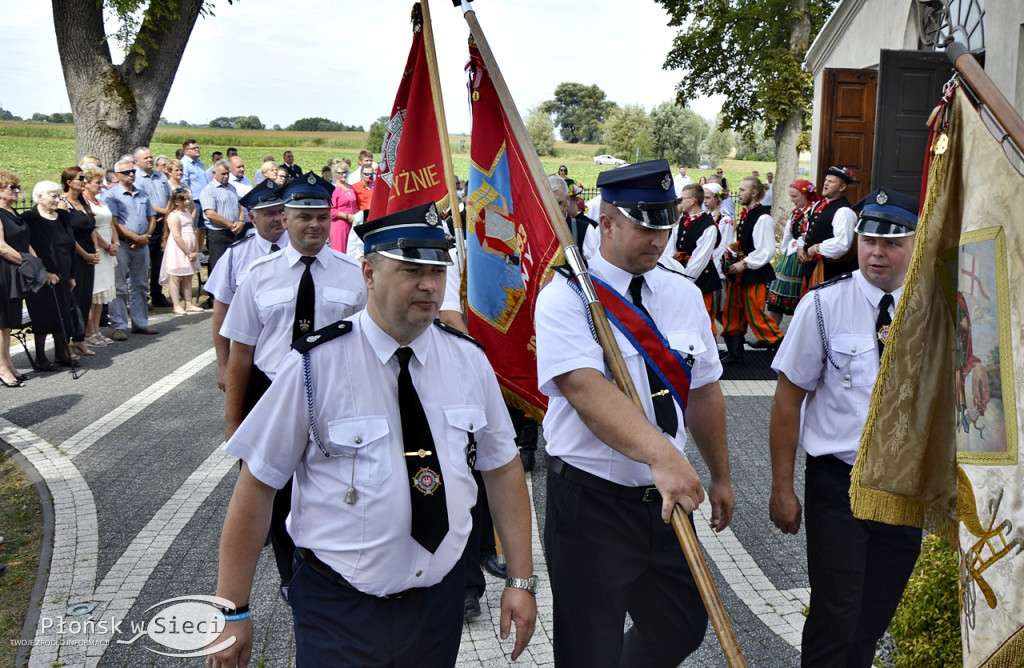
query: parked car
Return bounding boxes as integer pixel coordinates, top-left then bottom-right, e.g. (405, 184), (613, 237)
(594, 154), (627, 166)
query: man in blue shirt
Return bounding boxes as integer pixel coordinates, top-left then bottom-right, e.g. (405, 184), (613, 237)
(181, 139), (209, 261)
(133, 146), (173, 308)
(103, 158), (158, 339)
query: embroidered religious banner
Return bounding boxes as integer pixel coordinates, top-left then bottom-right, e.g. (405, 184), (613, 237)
(851, 84), (1024, 666)
(463, 40), (561, 418)
(368, 4), (448, 220)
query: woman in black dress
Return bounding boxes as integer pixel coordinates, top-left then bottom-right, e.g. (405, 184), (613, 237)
(0, 169), (31, 386)
(59, 166), (100, 358)
(22, 180), (79, 371)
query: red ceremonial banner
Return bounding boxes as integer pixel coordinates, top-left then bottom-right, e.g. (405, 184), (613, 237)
(464, 42), (562, 418)
(369, 10), (448, 220)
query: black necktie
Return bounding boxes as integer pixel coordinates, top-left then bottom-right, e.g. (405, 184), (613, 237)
(628, 276), (678, 437)
(876, 293), (894, 356)
(395, 347), (449, 553)
(270, 243), (280, 253)
(292, 256), (316, 342)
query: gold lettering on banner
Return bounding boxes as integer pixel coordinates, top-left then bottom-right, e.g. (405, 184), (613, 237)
(389, 164), (441, 200)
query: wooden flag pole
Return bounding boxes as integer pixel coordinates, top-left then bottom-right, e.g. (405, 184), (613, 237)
(419, 0), (468, 309)
(457, 3), (746, 666)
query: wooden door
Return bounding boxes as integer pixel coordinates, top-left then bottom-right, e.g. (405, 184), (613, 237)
(817, 68), (878, 204)
(872, 49), (952, 199)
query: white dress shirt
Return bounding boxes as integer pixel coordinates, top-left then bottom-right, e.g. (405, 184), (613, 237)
(535, 252), (722, 486)
(224, 310), (518, 596)
(205, 230), (289, 305)
(772, 271), (900, 465)
(220, 244), (365, 378)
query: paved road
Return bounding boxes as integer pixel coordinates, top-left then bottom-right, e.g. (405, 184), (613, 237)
(2, 309), (809, 667)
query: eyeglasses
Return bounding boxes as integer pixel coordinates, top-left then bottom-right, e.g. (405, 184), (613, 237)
(362, 172), (373, 177)
(117, 169), (136, 176)
(75, 175), (88, 181)
(335, 171), (349, 176)
(7, 185), (21, 191)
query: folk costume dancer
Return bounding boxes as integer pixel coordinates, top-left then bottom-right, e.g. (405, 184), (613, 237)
(669, 183), (722, 335)
(798, 166), (858, 290)
(720, 176), (784, 365)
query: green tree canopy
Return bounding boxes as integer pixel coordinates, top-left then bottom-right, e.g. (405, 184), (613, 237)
(650, 101), (709, 167)
(287, 117), (362, 132)
(540, 82), (617, 144)
(367, 115), (389, 156)
(658, 0), (835, 135)
(735, 119), (777, 161)
(603, 105), (654, 162)
(525, 106), (555, 157)
(657, 0), (837, 217)
(700, 124), (736, 167)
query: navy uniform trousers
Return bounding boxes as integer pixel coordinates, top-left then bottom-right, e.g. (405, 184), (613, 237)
(290, 551), (466, 667)
(801, 454), (922, 667)
(544, 463), (707, 667)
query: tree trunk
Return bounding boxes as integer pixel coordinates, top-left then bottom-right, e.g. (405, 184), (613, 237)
(51, 0), (206, 167)
(772, 112), (802, 223)
(772, 0), (812, 224)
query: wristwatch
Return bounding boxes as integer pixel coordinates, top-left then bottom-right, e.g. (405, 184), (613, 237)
(505, 575), (538, 595)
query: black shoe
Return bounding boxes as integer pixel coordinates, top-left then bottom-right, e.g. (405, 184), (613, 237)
(464, 593), (481, 621)
(483, 553), (508, 580)
(151, 298), (172, 308)
(720, 335), (745, 366)
(56, 358), (80, 368)
(746, 338), (769, 349)
(520, 449), (535, 472)
(34, 360), (57, 372)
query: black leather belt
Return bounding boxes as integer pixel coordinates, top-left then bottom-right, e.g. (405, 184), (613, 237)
(296, 548), (411, 599)
(549, 456), (661, 503)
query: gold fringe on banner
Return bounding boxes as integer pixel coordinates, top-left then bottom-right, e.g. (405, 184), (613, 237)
(849, 90), (962, 542)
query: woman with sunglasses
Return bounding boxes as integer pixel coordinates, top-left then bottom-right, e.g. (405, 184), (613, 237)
(59, 166), (101, 357)
(22, 181), (79, 371)
(81, 165), (118, 346)
(0, 170), (32, 386)
(330, 164), (357, 251)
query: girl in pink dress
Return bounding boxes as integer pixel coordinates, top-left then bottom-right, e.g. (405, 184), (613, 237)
(159, 190), (203, 314)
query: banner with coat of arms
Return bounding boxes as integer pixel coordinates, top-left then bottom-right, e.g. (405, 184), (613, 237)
(463, 40), (561, 418)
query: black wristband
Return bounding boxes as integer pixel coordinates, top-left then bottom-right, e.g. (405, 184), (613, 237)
(217, 602), (249, 616)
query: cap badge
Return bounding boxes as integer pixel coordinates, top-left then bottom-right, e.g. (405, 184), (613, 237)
(307, 174), (316, 185)
(875, 190), (888, 206)
(299, 319), (311, 333)
(306, 334), (320, 343)
(425, 206), (439, 226)
(661, 175), (672, 191)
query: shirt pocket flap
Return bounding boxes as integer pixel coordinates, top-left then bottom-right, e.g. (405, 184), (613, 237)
(830, 334), (876, 357)
(667, 330), (706, 357)
(322, 287), (360, 305)
(327, 416), (390, 451)
(443, 405), (488, 433)
(255, 287), (294, 308)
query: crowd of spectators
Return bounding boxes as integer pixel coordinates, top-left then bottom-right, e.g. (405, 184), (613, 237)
(0, 141), (377, 386)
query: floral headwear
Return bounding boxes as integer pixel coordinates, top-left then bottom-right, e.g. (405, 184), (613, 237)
(791, 179), (821, 204)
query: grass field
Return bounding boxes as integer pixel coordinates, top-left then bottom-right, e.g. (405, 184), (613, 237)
(0, 122), (781, 199)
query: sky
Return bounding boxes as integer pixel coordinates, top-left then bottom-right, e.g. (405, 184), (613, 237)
(0, 0), (723, 136)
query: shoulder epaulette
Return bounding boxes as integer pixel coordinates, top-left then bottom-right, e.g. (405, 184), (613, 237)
(229, 234), (255, 249)
(433, 319), (485, 350)
(810, 272), (853, 290)
(553, 264), (574, 279)
(291, 320), (352, 354)
(656, 262), (686, 277)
